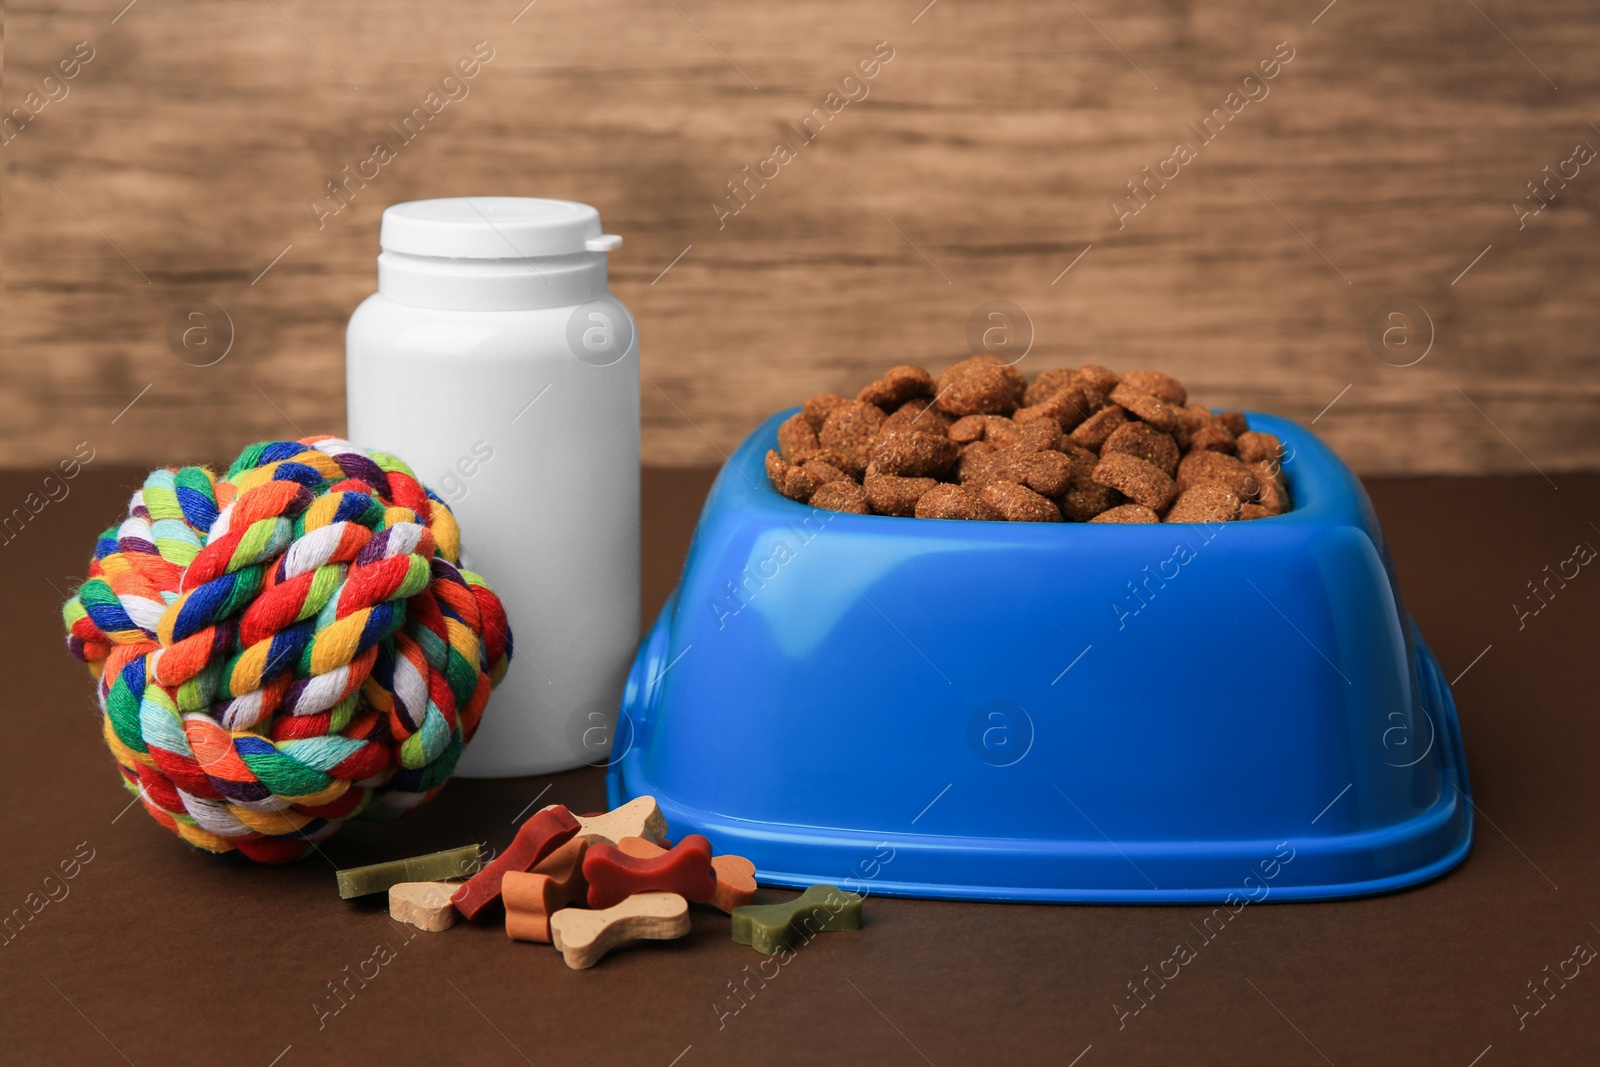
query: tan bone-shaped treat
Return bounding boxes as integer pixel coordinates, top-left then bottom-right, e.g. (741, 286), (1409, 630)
(543, 795), (670, 848)
(388, 881), (459, 932)
(548, 891), (690, 970)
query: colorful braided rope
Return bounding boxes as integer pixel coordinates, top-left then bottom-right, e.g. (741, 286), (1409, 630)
(61, 436), (513, 863)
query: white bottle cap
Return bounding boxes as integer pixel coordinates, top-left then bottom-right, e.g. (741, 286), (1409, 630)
(380, 197), (623, 260)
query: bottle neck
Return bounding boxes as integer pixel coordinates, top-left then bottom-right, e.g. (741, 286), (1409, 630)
(377, 250), (609, 311)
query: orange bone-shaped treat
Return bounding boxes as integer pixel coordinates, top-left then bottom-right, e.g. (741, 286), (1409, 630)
(503, 838), (590, 943)
(709, 855), (758, 914)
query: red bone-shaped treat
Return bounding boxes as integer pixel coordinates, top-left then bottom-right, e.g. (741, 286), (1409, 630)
(452, 805), (581, 920)
(583, 833), (718, 909)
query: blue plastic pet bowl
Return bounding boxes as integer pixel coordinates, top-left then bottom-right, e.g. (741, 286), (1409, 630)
(608, 410), (1472, 903)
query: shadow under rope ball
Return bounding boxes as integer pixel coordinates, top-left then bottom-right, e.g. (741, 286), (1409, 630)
(60, 436), (513, 863)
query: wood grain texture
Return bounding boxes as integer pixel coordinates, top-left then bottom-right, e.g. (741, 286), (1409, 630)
(3, 0), (1597, 475)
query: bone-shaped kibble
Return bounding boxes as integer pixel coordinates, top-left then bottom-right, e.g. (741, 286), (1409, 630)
(543, 796), (669, 848)
(502, 838), (589, 943)
(616, 837), (758, 914)
(732, 884), (863, 955)
(583, 834), (717, 909)
(452, 806), (580, 921)
(388, 881), (459, 932)
(549, 892), (690, 970)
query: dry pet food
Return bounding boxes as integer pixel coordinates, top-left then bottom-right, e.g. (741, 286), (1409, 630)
(768, 357), (1292, 523)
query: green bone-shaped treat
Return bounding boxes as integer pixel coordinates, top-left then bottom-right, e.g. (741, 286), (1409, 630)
(336, 844), (483, 899)
(732, 884), (864, 954)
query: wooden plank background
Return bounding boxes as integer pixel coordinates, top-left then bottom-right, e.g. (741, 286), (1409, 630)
(3, 0), (1596, 474)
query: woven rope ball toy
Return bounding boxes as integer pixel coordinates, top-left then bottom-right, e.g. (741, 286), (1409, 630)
(61, 436), (513, 863)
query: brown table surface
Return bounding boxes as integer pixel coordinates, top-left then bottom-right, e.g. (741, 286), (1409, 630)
(3, 467), (1596, 1066)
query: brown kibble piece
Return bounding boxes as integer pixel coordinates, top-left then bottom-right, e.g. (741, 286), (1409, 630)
(1057, 444), (1120, 521)
(1024, 367), (1082, 407)
(1218, 411), (1250, 436)
(956, 445), (1008, 487)
(1172, 403), (1209, 448)
(1062, 442), (1101, 475)
(1249, 462), (1291, 514)
(882, 397), (953, 437)
(947, 415), (987, 443)
(858, 364), (935, 409)
(766, 451), (816, 502)
(1239, 503), (1273, 520)
(991, 356), (1029, 390)
(1018, 415), (1059, 451)
(1092, 452), (1177, 512)
(778, 413), (820, 460)
(870, 430), (959, 478)
(980, 483), (1062, 522)
(801, 458), (852, 487)
(788, 447), (853, 471)
(933, 356), (1027, 417)
(1009, 403), (1057, 430)
(1236, 431), (1283, 466)
(956, 448), (1020, 489)
(914, 483), (997, 521)
(977, 415), (1059, 452)
(1020, 449), (1072, 496)
(1254, 494), (1285, 516)
(1089, 504), (1160, 524)
(978, 416), (1025, 450)
(802, 392), (848, 431)
(1108, 382), (1180, 432)
(1165, 484), (1242, 523)
(1013, 384), (1090, 432)
(1068, 405), (1128, 451)
(1187, 422), (1237, 454)
(957, 445), (1068, 496)
(781, 469), (821, 502)
(1078, 364), (1121, 394)
(765, 449), (788, 487)
(819, 401), (887, 474)
(864, 473), (938, 516)
(1122, 371), (1188, 407)
(810, 480), (871, 515)
(1102, 422), (1180, 476)
(1058, 485), (1120, 522)
(1176, 451), (1260, 500)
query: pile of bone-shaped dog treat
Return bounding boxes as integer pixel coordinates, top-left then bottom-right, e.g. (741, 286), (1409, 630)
(337, 797), (863, 969)
(765, 357), (1291, 523)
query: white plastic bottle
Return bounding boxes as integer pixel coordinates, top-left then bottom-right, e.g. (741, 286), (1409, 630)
(346, 197), (639, 777)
